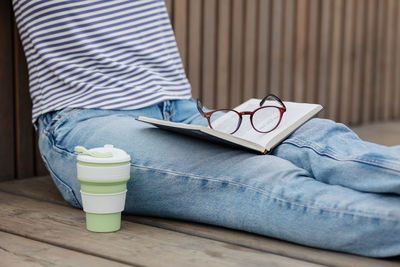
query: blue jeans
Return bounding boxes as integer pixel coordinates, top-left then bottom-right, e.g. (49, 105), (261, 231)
(36, 98), (400, 257)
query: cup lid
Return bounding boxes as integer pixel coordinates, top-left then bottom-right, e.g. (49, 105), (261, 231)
(75, 145), (131, 164)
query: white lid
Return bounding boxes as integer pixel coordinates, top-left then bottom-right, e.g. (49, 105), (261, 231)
(76, 144), (131, 164)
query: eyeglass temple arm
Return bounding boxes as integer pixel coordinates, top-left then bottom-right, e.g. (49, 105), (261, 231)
(196, 99), (207, 116)
(260, 94), (286, 110)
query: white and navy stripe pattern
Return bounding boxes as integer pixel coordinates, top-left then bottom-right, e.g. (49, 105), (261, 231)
(13, 0), (192, 123)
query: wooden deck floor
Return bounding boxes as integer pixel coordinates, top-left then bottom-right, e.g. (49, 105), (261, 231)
(0, 176), (399, 266)
(0, 121), (399, 266)
(351, 120), (400, 146)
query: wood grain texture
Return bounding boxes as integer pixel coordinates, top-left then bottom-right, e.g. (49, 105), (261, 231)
(0, 191), (323, 267)
(394, 0), (400, 118)
(339, 0), (355, 124)
(351, 120), (400, 146)
(361, 0), (378, 124)
(242, 0), (258, 101)
(202, 0), (217, 107)
(0, 175), (65, 204)
(255, 0), (272, 99)
(293, 0), (308, 102)
(0, 0), (15, 181)
(383, 0), (397, 120)
(373, 0), (387, 121)
(316, 0), (333, 118)
(0, 231), (129, 267)
(13, 25), (35, 179)
(304, 0), (319, 104)
(350, 0), (366, 125)
(128, 216), (400, 267)
(328, 0), (344, 121)
(168, 0), (400, 118)
(216, 0), (231, 108)
(187, 0), (202, 100)
(1, 176), (399, 267)
(165, 0), (173, 20)
(230, 0), (245, 107)
(269, 0), (284, 97)
(173, 0), (188, 72)
(281, 0), (295, 101)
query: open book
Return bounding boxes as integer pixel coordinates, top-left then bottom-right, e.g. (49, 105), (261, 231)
(137, 99), (323, 154)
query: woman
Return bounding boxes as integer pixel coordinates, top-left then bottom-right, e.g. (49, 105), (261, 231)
(13, 0), (400, 257)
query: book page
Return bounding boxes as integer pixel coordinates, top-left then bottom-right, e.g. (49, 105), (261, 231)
(212, 99), (320, 147)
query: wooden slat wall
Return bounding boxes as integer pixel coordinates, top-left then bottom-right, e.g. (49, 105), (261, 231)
(170, 0), (400, 123)
(0, 0), (16, 181)
(13, 24), (35, 179)
(1, 0), (400, 180)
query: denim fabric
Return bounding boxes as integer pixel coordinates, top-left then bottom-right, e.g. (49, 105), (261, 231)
(37, 98), (400, 257)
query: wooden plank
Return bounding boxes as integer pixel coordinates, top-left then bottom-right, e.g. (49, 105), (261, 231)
(351, 121), (400, 146)
(0, 231), (129, 267)
(373, 0), (387, 121)
(394, 0), (400, 118)
(293, 0), (308, 102)
(128, 216), (400, 267)
(0, 176), (65, 204)
(173, 0), (188, 72)
(0, 0), (15, 181)
(1, 176), (400, 267)
(327, 0), (344, 121)
(350, 0), (367, 125)
(339, 0), (355, 124)
(12, 8), (47, 178)
(316, 0), (332, 119)
(281, 0), (296, 101)
(0, 191), (323, 267)
(187, 0), (202, 101)
(202, 0), (217, 107)
(269, 0), (284, 97)
(216, 0), (231, 108)
(361, 0), (378, 124)
(230, 0), (245, 107)
(165, 0), (173, 20)
(255, 0), (272, 99)
(305, 0), (320, 104)
(13, 24), (35, 179)
(383, 0), (397, 120)
(242, 0), (258, 101)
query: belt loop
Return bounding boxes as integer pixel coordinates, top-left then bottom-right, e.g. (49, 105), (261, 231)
(162, 100), (175, 121)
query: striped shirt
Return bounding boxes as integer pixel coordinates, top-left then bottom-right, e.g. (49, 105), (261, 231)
(12, 0), (192, 123)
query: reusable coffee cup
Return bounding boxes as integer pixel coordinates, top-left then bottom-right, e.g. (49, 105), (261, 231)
(74, 144), (131, 232)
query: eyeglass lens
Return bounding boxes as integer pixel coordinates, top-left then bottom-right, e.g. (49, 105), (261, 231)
(252, 107), (281, 132)
(210, 110), (241, 134)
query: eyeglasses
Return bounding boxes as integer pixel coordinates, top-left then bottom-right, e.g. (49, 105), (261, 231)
(197, 94), (287, 134)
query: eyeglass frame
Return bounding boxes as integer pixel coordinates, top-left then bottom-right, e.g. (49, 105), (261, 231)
(196, 94), (287, 134)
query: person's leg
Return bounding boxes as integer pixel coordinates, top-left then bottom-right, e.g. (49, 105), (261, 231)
(37, 100), (400, 257)
(273, 119), (400, 194)
(174, 99), (400, 194)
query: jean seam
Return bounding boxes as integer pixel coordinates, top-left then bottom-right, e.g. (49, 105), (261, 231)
(131, 163), (400, 222)
(41, 152), (81, 208)
(283, 137), (400, 172)
(42, 128), (82, 208)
